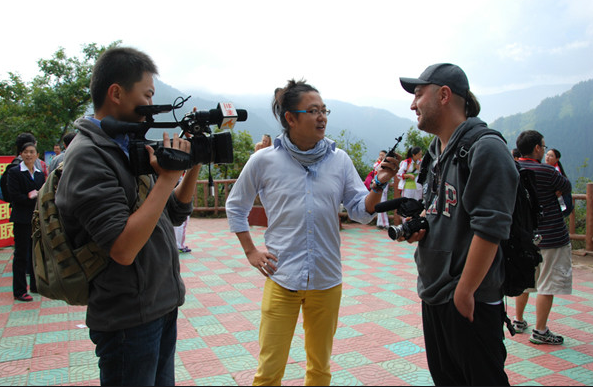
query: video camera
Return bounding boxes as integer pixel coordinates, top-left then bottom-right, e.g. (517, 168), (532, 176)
(375, 197), (429, 240)
(101, 97), (248, 176)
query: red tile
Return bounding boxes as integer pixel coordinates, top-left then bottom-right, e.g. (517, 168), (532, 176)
(202, 333), (239, 347)
(30, 353), (69, 371)
(530, 354), (578, 373)
(349, 363), (407, 386)
(32, 341), (69, 357)
(0, 359), (31, 377)
(534, 373), (586, 386)
(184, 358), (228, 379)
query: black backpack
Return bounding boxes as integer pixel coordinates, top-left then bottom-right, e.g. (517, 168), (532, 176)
(0, 158), (21, 202)
(419, 127), (543, 329)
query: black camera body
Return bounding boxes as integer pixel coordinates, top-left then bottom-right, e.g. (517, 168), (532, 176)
(376, 197), (429, 241)
(388, 215), (429, 241)
(102, 99), (247, 176)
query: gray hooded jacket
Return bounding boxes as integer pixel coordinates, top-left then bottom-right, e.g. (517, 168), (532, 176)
(56, 117), (191, 331)
(416, 117), (518, 305)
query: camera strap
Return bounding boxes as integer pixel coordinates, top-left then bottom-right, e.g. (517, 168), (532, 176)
(154, 147), (193, 171)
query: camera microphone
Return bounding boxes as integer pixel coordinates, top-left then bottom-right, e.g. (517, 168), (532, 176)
(374, 198), (409, 213)
(101, 116), (151, 138)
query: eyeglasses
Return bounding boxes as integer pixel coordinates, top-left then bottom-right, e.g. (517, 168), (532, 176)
(540, 144), (548, 150)
(290, 108), (331, 116)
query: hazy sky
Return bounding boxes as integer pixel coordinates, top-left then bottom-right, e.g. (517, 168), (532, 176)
(2, 0), (592, 119)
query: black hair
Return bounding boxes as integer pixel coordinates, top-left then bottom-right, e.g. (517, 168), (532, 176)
(90, 47), (158, 111)
(63, 132), (77, 148)
(549, 148), (567, 176)
(516, 130), (544, 156)
(15, 132), (36, 156)
(19, 142), (37, 154)
(466, 90), (481, 117)
(272, 79), (319, 134)
(406, 146), (422, 159)
(512, 148), (521, 159)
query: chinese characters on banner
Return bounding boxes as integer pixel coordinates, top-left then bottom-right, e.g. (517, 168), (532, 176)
(0, 156), (14, 247)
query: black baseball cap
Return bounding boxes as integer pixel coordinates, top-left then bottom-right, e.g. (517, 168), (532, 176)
(400, 63), (469, 98)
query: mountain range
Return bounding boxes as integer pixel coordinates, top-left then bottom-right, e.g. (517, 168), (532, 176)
(149, 78), (591, 182)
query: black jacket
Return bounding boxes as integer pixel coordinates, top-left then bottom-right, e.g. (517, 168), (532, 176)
(7, 164), (45, 224)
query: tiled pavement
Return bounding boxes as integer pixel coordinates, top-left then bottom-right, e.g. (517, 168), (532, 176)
(1, 217), (592, 386)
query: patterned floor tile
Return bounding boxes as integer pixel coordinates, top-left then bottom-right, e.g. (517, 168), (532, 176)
(0, 218), (592, 386)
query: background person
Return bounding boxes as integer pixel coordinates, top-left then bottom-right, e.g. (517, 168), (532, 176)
(55, 47), (201, 386)
(226, 79), (399, 386)
(373, 150), (391, 229)
(544, 147), (573, 217)
(49, 132), (76, 173)
(254, 134), (272, 152)
(398, 63), (517, 385)
(513, 131), (572, 345)
(512, 148), (521, 161)
(7, 142), (45, 302)
(397, 146), (423, 201)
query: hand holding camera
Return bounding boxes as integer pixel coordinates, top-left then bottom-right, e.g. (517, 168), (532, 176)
(374, 197), (429, 241)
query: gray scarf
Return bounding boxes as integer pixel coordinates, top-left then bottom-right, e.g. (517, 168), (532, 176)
(280, 133), (332, 167)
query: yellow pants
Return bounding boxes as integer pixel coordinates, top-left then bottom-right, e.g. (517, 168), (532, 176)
(253, 278), (342, 386)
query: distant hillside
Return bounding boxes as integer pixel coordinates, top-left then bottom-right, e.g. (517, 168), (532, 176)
(491, 80), (593, 182)
(478, 84), (572, 124)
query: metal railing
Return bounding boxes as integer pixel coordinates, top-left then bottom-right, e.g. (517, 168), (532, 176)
(194, 180), (593, 251)
(568, 183), (593, 251)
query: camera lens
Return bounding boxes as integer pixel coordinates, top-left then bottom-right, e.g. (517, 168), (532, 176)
(388, 225), (405, 240)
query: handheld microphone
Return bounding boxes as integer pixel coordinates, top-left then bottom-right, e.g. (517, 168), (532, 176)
(213, 102), (248, 130)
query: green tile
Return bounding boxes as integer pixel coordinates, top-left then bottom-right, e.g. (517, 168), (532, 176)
(177, 337), (207, 352)
(330, 369), (363, 386)
(332, 351), (372, 369)
(400, 369), (434, 386)
(28, 368), (69, 386)
(211, 344), (250, 359)
(68, 364), (99, 383)
(334, 326), (363, 340)
(551, 348), (593, 365)
(380, 358), (422, 376)
(559, 366), (593, 385)
(219, 354), (258, 373)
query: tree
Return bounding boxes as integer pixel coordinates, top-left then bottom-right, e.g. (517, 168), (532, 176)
(0, 42), (120, 156)
(403, 126), (433, 155)
(327, 129), (368, 180)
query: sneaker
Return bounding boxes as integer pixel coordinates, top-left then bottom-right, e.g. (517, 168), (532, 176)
(513, 320), (528, 333)
(15, 293), (33, 302)
(529, 329), (564, 345)
(179, 246), (192, 253)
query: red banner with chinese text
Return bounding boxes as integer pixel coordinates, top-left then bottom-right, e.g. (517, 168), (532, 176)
(0, 156), (15, 247)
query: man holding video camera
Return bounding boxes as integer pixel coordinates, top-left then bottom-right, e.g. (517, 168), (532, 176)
(398, 63), (518, 385)
(56, 47), (201, 386)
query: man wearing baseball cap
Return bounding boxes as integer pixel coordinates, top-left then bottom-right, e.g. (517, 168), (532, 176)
(397, 63), (517, 385)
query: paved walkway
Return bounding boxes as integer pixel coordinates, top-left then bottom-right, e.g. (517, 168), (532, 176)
(1, 218), (592, 385)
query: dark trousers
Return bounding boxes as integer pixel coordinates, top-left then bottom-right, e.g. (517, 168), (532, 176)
(90, 308), (178, 386)
(12, 222), (36, 297)
(422, 300), (509, 386)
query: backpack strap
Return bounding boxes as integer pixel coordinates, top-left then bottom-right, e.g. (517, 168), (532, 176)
(452, 127), (506, 180)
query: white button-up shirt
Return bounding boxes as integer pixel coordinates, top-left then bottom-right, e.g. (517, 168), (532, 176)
(226, 138), (374, 290)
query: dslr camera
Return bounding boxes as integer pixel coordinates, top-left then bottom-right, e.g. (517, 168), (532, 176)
(375, 197), (429, 240)
(101, 97), (247, 176)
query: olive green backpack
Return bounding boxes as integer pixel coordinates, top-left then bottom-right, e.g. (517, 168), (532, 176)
(32, 164), (149, 305)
